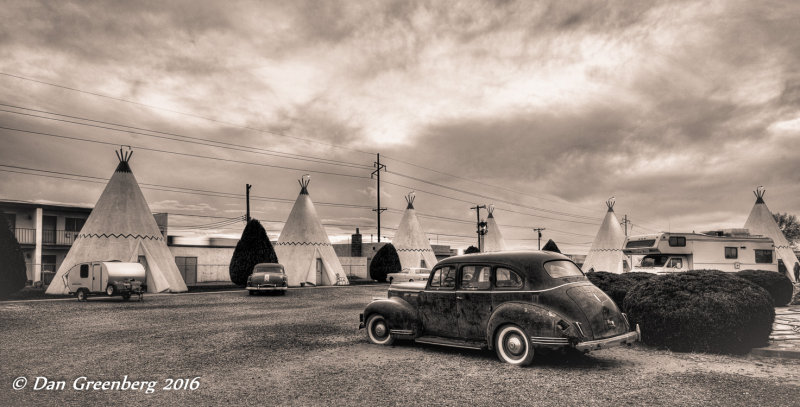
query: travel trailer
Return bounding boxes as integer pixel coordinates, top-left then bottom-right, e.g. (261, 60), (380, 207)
(623, 229), (778, 274)
(63, 261), (146, 301)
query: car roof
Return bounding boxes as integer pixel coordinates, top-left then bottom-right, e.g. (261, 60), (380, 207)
(437, 250), (572, 270)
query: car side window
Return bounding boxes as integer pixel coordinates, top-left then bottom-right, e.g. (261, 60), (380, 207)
(80, 264), (89, 278)
(495, 267), (523, 290)
(460, 265), (491, 290)
(429, 266), (456, 290)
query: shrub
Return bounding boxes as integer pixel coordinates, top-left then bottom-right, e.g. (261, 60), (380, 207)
(369, 244), (401, 282)
(464, 245), (480, 254)
(229, 219), (278, 286)
(0, 223), (27, 297)
(625, 270), (775, 354)
(586, 272), (657, 309)
(735, 269), (793, 306)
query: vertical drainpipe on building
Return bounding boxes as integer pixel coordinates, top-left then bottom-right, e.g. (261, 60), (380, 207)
(34, 207), (43, 285)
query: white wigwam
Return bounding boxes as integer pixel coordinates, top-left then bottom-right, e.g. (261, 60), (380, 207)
(46, 149), (188, 294)
(392, 193), (438, 269)
(274, 176), (349, 286)
(483, 205), (507, 252)
(743, 186), (798, 282)
(582, 198), (628, 274)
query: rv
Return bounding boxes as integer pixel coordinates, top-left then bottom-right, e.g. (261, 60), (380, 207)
(63, 261), (147, 301)
(623, 229), (778, 274)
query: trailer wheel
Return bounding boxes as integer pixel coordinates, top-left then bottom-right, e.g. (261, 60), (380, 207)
(76, 289), (89, 302)
(106, 285), (115, 296)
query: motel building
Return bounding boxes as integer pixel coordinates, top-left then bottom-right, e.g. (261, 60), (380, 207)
(1, 200), (456, 288)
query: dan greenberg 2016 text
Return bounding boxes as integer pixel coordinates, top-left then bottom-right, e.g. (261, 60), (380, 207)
(22, 376), (200, 394)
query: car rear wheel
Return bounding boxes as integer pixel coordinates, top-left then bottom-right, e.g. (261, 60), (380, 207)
(366, 314), (395, 346)
(495, 325), (534, 366)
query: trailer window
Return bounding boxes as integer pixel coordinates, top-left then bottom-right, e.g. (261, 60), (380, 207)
(724, 247), (738, 259)
(80, 264), (88, 278)
(755, 250), (773, 264)
(668, 236), (686, 247)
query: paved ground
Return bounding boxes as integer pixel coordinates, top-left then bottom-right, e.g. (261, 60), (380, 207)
(752, 306), (800, 358)
(1, 286), (799, 406)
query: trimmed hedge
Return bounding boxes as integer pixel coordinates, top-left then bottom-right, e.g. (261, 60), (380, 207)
(229, 219), (279, 286)
(735, 269), (793, 306)
(625, 270), (775, 354)
(586, 271), (656, 309)
(369, 244), (401, 282)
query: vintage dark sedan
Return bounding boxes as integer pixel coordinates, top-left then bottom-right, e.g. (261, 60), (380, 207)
(246, 263), (288, 295)
(359, 251), (640, 366)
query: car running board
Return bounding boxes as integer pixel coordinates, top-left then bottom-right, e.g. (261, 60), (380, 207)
(414, 336), (487, 350)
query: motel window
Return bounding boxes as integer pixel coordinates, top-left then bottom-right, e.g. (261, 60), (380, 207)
(80, 264), (89, 278)
(724, 247), (738, 259)
(755, 250), (773, 264)
(65, 217), (86, 232)
(668, 236), (686, 247)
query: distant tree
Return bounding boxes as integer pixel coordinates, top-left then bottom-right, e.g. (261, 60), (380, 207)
(229, 219), (278, 286)
(0, 222), (27, 297)
(464, 245), (480, 254)
(774, 213), (800, 246)
(542, 239), (561, 253)
(369, 244), (401, 282)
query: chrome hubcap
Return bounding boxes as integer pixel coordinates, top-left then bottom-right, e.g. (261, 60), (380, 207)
(506, 334), (524, 356)
(373, 322), (387, 338)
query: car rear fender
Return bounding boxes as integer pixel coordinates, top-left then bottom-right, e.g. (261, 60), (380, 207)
(362, 298), (420, 334)
(486, 302), (573, 350)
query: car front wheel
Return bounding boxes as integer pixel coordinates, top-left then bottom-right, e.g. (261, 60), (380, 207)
(366, 314), (395, 346)
(495, 325), (534, 366)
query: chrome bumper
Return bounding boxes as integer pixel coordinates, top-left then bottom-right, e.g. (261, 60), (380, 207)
(574, 324), (640, 352)
(246, 286), (288, 291)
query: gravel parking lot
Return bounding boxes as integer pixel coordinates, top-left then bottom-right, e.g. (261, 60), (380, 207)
(1, 285), (798, 406)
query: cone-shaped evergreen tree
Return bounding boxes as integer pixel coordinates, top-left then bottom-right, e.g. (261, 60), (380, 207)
(229, 219), (278, 286)
(369, 243), (401, 282)
(542, 239), (561, 253)
(464, 245), (480, 254)
(0, 222), (27, 297)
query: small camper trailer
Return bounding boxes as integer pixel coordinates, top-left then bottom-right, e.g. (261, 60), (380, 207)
(63, 261), (146, 301)
(623, 229), (778, 274)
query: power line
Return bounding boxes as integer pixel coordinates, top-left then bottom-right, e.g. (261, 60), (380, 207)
(386, 171), (600, 222)
(0, 71), (375, 156)
(0, 126), (370, 179)
(381, 154), (600, 213)
(0, 103), (372, 170)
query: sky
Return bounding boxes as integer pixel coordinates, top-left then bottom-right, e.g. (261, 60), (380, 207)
(1, 0), (799, 254)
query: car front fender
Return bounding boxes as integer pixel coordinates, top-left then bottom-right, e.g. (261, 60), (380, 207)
(486, 302), (573, 349)
(360, 297), (420, 335)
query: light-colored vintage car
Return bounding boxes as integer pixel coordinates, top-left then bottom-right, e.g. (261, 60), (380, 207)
(246, 263), (288, 295)
(387, 267), (431, 284)
(360, 251), (640, 366)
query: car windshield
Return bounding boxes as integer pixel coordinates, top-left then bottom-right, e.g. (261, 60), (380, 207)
(640, 255), (668, 268)
(543, 260), (584, 278)
(254, 265), (284, 274)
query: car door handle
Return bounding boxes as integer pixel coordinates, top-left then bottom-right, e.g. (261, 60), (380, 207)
(456, 296), (464, 300)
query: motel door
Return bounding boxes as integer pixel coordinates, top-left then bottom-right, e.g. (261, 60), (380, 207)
(316, 259), (323, 285)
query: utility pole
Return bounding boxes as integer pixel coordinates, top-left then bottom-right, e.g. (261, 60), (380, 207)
(470, 204), (487, 251)
(371, 153), (387, 242)
(533, 227), (546, 250)
(246, 184), (252, 222)
(621, 215), (631, 236)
